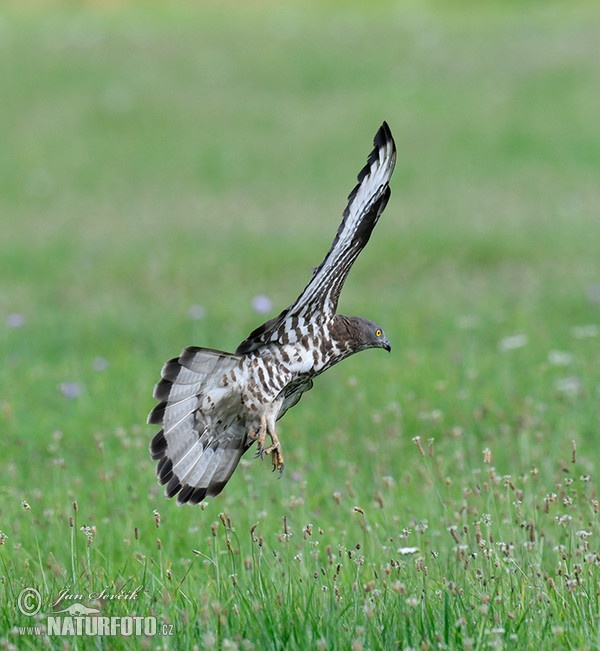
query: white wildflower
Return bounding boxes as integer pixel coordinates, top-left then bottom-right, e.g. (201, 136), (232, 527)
(498, 334), (528, 351)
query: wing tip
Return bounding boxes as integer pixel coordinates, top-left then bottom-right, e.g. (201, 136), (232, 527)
(357, 120), (396, 185)
(375, 121), (393, 148)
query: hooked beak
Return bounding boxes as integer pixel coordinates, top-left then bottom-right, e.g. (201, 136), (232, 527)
(382, 337), (391, 353)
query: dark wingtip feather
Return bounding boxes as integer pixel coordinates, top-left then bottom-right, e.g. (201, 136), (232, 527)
(179, 346), (204, 367)
(176, 484), (198, 504)
(187, 486), (208, 505)
(177, 484), (194, 504)
(160, 358), (184, 383)
(374, 121), (393, 152)
(173, 476), (234, 505)
(166, 475), (182, 498)
(150, 430), (168, 460)
(153, 378), (174, 402)
(175, 484), (209, 506)
(147, 401), (167, 425)
(207, 479), (227, 497)
(157, 456), (173, 484)
(376, 121), (392, 146)
(357, 121), (395, 184)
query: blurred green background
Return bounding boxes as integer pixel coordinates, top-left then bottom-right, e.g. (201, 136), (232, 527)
(1, 0), (599, 578)
(2, 0), (599, 501)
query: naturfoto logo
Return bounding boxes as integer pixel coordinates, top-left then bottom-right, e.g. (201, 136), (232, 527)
(17, 587), (173, 638)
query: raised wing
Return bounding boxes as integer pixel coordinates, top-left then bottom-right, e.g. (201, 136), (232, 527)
(237, 122), (396, 355)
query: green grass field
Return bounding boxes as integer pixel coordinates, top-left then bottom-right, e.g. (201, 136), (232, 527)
(1, 1), (599, 648)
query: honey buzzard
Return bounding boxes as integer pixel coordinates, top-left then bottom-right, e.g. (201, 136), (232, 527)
(149, 122), (396, 505)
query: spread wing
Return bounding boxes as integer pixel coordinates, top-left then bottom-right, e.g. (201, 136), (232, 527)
(237, 121), (396, 355)
(148, 346), (250, 505)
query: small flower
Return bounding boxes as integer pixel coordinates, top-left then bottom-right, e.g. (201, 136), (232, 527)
(6, 313), (25, 328)
(455, 314), (479, 330)
(251, 295), (272, 314)
(59, 382), (83, 399)
(81, 525), (95, 545)
(382, 475), (395, 488)
(571, 325), (598, 339)
(498, 334), (528, 352)
(548, 350), (573, 366)
(415, 520), (428, 534)
(188, 304), (206, 320)
(586, 284), (600, 304)
(397, 547), (419, 555)
(92, 357), (109, 372)
(554, 376), (581, 396)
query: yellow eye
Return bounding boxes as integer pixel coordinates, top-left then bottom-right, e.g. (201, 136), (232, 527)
(375, 329), (382, 337)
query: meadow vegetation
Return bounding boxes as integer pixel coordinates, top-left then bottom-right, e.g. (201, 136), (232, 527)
(0, 1), (599, 648)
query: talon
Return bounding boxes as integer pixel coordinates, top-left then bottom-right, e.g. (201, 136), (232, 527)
(271, 448), (278, 471)
(265, 443), (284, 473)
(250, 416), (268, 457)
(255, 439), (269, 460)
(252, 414), (284, 471)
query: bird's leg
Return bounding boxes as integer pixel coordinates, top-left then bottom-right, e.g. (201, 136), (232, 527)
(251, 407), (284, 473)
(249, 414), (268, 456)
(264, 423), (284, 474)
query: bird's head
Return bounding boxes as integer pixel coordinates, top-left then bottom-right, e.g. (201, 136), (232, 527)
(335, 315), (391, 354)
(363, 318), (392, 352)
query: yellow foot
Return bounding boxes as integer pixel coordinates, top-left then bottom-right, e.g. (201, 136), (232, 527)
(264, 441), (284, 474)
(250, 415), (268, 456)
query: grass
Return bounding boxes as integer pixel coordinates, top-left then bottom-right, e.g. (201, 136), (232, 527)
(1, 0), (599, 648)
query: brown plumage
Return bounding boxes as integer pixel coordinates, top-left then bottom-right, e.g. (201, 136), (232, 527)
(148, 123), (396, 505)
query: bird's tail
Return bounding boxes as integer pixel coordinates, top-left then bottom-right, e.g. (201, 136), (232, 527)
(148, 346), (248, 505)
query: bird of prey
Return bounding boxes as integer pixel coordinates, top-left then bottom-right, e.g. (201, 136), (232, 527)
(148, 122), (396, 505)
